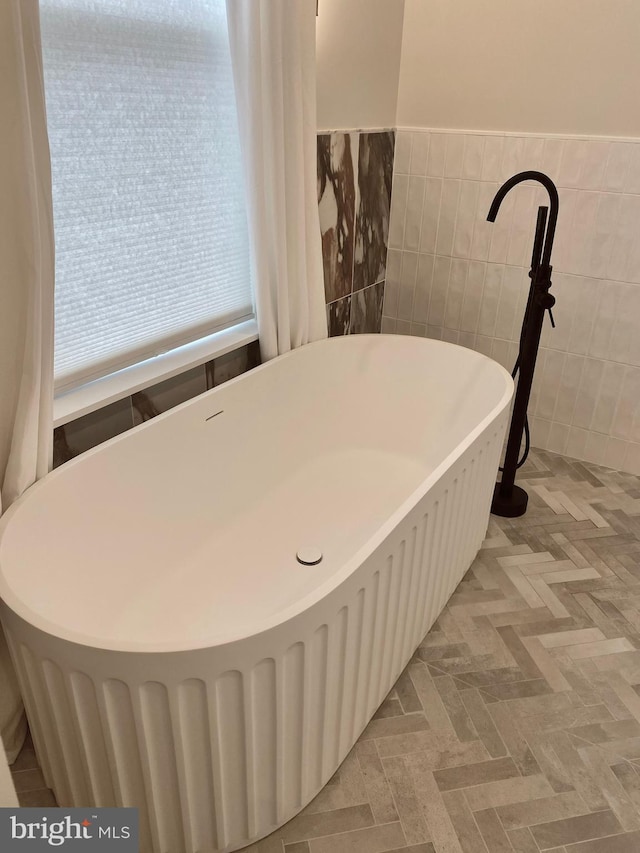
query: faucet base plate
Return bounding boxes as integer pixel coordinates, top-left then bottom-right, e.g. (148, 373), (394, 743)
(491, 482), (528, 518)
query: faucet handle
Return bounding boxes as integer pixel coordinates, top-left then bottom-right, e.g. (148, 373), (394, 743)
(540, 292), (556, 328)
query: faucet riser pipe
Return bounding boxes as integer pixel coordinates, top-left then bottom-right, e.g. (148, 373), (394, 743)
(492, 271), (549, 516)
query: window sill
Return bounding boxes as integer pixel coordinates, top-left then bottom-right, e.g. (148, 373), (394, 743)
(53, 320), (259, 428)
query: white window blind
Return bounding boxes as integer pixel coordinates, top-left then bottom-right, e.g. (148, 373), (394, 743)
(40, 0), (253, 391)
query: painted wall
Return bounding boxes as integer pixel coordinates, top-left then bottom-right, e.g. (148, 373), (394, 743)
(398, 0), (640, 137)
(316, 0), (405, 131)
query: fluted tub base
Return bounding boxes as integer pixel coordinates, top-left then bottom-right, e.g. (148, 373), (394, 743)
(0, 336), (512, 852)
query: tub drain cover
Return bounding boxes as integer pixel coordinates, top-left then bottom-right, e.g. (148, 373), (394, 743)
(296, 547), (323, 566)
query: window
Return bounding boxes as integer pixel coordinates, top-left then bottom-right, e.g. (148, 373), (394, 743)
(40, 0), (253, 393)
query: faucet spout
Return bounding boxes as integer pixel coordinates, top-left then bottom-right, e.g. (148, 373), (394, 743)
(487, 170), (559, 268)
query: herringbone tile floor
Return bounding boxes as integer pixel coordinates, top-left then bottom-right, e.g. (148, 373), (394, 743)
(12, 449), (640, 851)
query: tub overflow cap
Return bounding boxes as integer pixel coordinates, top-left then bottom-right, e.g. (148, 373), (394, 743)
(297, 547), (323, 566)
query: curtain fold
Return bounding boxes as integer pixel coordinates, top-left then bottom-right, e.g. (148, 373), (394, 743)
(226, 0), (327, 361)
(0, 0), (55, 762)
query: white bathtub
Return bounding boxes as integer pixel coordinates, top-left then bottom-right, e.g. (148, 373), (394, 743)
(0, 335), (511, 852)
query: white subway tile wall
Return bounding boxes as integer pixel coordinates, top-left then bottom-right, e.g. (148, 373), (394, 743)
(385, 129), (640, 476)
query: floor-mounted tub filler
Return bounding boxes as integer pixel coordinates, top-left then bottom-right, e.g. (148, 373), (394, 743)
(0, 335), (512, 853)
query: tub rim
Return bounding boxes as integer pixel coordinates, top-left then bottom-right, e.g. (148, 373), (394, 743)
(0, 335), (513, 654)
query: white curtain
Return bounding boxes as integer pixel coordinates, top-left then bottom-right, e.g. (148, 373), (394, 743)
(0, 0), (55, 762)
(226, 0), (327, 361)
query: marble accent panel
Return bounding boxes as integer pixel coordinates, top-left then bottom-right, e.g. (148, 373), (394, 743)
(350, 281), (384, 335)
(317, 129), (394, 339)
(327, 296), (351, 338)
(52, 427), (75, 468)
(131, 365), (207, 426)
(318, 133), (357, 303)
(53, 343), (259, 467)
(205, 341), (260, 390)
(53, 397), (133, 468)
(354, 131), (395, 291)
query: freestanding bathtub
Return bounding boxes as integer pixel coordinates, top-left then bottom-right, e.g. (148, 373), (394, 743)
(0, 334), (512, 853)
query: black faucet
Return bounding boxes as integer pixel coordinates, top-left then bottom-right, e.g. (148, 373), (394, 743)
(488, 171), (559, 518)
